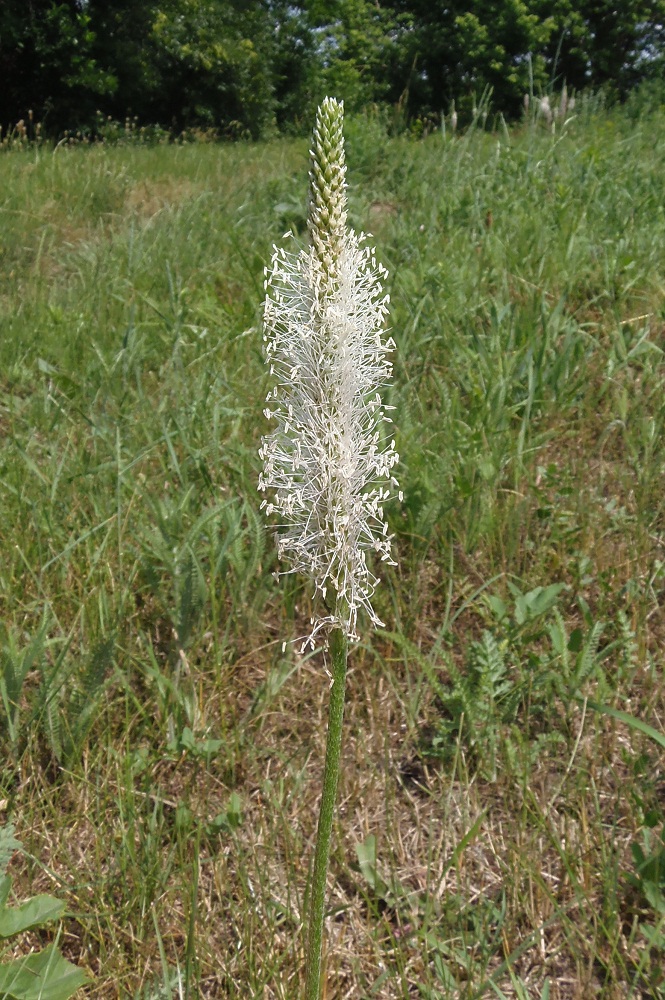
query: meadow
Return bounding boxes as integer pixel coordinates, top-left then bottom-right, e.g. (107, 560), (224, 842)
(1, 96), (664, 998)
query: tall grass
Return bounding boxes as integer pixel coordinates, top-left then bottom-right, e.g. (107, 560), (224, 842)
(1, 103), (664, 997)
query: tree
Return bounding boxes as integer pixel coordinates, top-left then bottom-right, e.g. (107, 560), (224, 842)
(266, 0), (410, 131)
(86, 0), (160, 124)
(269, 2), (319, 130)
(385, 0), (665, 119)
(146, 0), (275, 136)
(537, 0), (665, 98)
(306, 0), (407, 111)
(389, 0), (557, 118)
(2, 0), (663, 138)
(0, 0), (116, 134)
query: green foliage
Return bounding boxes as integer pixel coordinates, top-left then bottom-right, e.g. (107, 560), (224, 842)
(148, 0), (275, 137)
(390, 0), (665, 119)
(420, 584), (561, 777)
(44, 634), (116, 767)
(307, 0), (407, 113)
(420, 581), (643, 779)
(354, 820), (510, 993)
(0, 1), (117, 133)
(600, 707), (665, 993)
(626, 829), (665, 993)
(536, 0), (665, 99)
(0, 616), (49, 749)
(0, 825), (88, 999)
(2, 0), (664, 136)
(0, 620), (116, 769)
(0, 105), (664, 994)
(629, 826), (665, 917)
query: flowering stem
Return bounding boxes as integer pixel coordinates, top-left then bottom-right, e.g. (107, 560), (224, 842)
(305, 626), (348, 1000)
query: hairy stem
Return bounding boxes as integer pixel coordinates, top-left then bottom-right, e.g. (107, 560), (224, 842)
(304, 627), (349, 1000)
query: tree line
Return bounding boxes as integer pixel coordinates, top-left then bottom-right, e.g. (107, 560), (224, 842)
(2, 0), (664, 139)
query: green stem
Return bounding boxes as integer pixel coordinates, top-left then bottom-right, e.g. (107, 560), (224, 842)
(304, 626), (349, 1000)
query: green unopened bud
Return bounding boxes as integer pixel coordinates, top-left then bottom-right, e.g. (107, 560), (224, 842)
(308, 97), (348, 287)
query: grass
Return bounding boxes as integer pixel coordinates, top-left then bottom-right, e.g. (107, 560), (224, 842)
(1, 96), (664, 998)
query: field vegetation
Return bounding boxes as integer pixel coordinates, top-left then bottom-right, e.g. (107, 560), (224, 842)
(1, 95), (665, 998)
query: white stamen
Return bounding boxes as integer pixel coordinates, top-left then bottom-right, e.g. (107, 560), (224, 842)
(259, 97), (400, 643)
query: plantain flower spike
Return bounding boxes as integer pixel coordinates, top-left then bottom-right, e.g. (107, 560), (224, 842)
(258, 97), (400, 644)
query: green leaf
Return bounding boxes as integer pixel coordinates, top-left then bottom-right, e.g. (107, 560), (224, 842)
(354, 835), (409, 910)
(0, 894), (65, 939)
(643, 879), (665, 914)
(441, 812), (486, 879)
(179, 726), (196, 751)
(226, 792), (243, 829)
(514, 584), (566, 625)
(486, 595), (508, 622)
(355, 835), (388, 896)
(0, 944), (88, 999)
(0, 826), (21, 879)
(567, 628), (583, 653)
(206, 792), (244, 836)
(585, 702), (665, 751)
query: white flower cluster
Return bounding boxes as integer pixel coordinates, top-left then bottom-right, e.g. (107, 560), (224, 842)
(258, 97), (400, 642)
